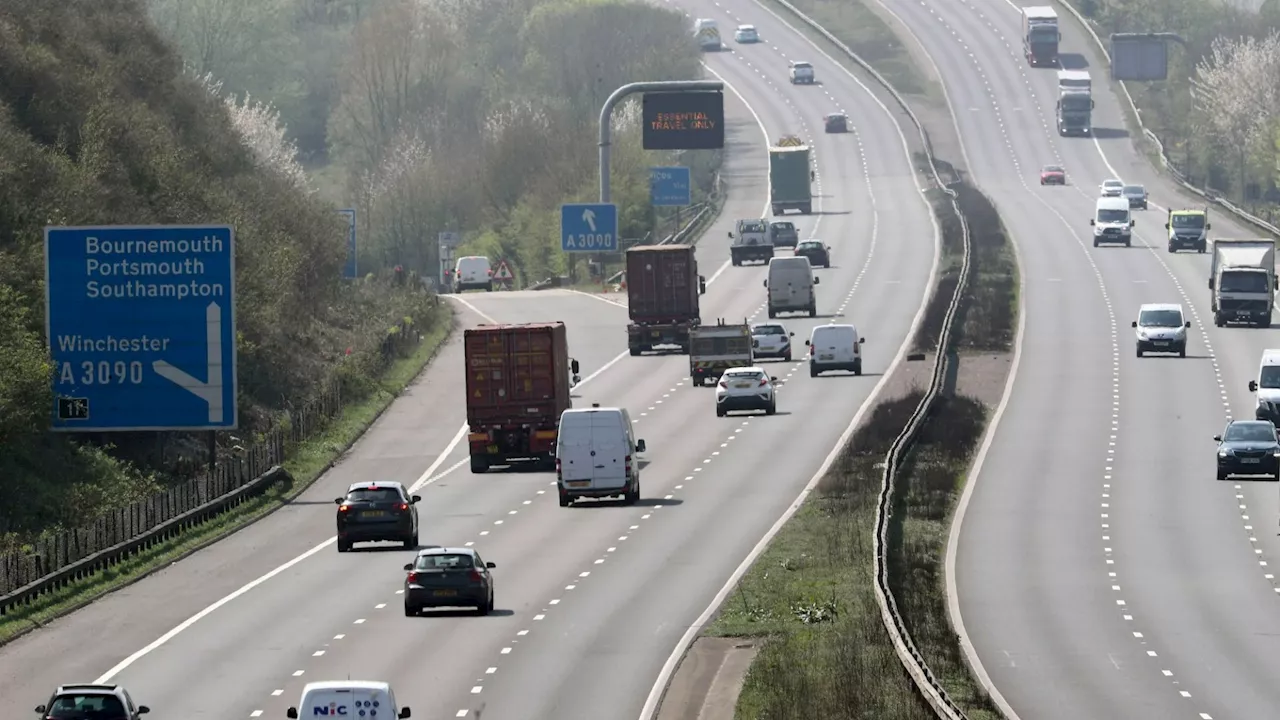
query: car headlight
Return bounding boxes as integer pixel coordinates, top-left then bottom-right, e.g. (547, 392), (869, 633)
(1138, 331), (1148, 339)
(1219, 449), (1231, 457)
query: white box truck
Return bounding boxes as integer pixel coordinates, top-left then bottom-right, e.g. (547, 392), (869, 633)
(1210, 239), (1276, 327)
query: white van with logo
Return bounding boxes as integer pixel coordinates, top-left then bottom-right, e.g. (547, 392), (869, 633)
(555, 405), (646, 507)
(764, 256), (819, 318)
(1091, 196), (1134, 247)
(286, 681), (410, 719)
(806, 324), (865, 376)
(454, 256), (493, 292)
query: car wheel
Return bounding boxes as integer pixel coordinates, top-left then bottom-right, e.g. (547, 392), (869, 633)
(716, 405), (726, 417)
(338, 540), (351, 553)
(404, 602), (418, 617)
(623, 480), (640, 505)
(476, 598), (491, 616)
(1179, 346), (1186, 358)
(404, 533), (417, 550)
(809, 364), (819, 378)
(765, 401), (776, 415)
(853, 360), (862, 376)
(784, 351), (792, 362)
(1136, 346), (1143, 358)
(1217, 469), (1229, 481)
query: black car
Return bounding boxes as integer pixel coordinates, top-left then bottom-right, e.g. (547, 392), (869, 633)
(37, 684), (150, 720)
(1122, 184), (1148, 209)
(403, 547), (496, 615)
(335, 480), (420, 552)
(1214, 420), (1280, 480)
(768, 221), (799, 248)
(794, 240), (830, 268)
(824, 113), (848, 133)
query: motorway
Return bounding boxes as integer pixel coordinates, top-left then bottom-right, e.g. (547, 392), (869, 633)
(0, 6), (940, 719)
(862, 0), (1280, 717)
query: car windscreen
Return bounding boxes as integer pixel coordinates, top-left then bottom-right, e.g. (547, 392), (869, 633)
(1097, 209), (1128, 223)
(416, 553), (474, 570)
(1261, 365), (1280, 389)
(1171, 214), (1204, 228)
(738, 221), (766, 232)
(345, 488), (402, 503)
(724, 370), (763, 381)
(1220, 271), (1270, 294)
(1225, 424), (1276, 442)
(48, 695), (126, 718)
(797, 242), (822, 251)
(1123, 186), (1144, 194)
(1043, 167), (1063, 174)
(793, 62), (812, 69)
(1138, 309), (1182, 327)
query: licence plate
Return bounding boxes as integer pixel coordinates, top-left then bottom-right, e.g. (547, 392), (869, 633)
(734, 383), (753, 389)
(1152, 341), (1168, 346)
(567, 481), (590, 488)
(1242, 458), (1261, 464)
(362, 510), (386, 517)
(434, 589), (457, 597)
(819, 354), (834, 361)
(487, 444), (499, 453)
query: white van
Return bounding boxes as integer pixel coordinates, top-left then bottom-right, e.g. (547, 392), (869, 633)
(286, 681), (409, 719)
(806, 324), (865, 376)
(1248, 349), (1280, 426)
(555, 405), (646, 507)
(764, 256), (819, 318)
(454, 256), (493, 292)
(1091, 196), (1135, 247)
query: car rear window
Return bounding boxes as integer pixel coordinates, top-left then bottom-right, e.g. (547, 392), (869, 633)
(346, 488), (402, 503)
(724, 370), (763, 379)
(416, 553), (475, 570)
(49, 694), (126, 718)
(753, 325), (786, 335)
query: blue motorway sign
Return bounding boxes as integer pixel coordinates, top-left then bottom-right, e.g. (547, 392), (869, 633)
(560, 203), (618, 253)
(44, 225), (238, 431)
(650, 166), (692, 206)
(339, 208), (357, 279)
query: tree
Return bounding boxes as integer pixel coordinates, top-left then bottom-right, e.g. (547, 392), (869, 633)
(1192, 31), (1280, 198)
(195, 71), (310, 192)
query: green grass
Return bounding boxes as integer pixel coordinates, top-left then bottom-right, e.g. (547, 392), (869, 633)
(0, 302), (455, 646)
(761, 0), (937, 99)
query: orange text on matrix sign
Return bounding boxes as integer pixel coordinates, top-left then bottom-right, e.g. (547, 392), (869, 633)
(649, 112), (718, 131)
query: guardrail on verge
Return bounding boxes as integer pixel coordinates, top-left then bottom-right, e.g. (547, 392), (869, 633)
(0, 311), (436, 617)
(1050, 0), (1280, 237)
(745, 1), (975, 717)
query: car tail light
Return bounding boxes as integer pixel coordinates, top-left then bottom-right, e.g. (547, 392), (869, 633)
(398, 503), (409, 511)
(406, 571), (418, 583)
(718, 380), (727, 389)
(556, 457), (562, 479)
(759, 377), (769, 386)
(625, 454), (632, 477)
(469, 569), (484, 582)
(338, 505), (350, 513)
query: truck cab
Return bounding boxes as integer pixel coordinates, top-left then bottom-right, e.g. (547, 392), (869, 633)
(729, 219), (774, 266)
(1166, 208), (1209, 253)
(1021, 6), (1060, 66)
(1210, 239), (1276, 327)
(694, 18), (721, 51)
(1056, 70), (1093, 136)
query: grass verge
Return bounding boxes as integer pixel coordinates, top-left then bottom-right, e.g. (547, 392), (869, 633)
(701, 177), (1018, 718)
(0, 302), (455, 646)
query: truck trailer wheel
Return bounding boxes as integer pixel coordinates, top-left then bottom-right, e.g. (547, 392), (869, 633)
(470, 457), (489, 474)
(801, 203), (812, 214)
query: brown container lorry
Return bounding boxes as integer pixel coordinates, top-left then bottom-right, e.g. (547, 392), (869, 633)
(464, 322), (579, 473)
(625, 244), (707, 356)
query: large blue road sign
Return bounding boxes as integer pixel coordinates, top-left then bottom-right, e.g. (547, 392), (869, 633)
(650, 166), (692, 206)
(561, 203), (619, 253)
(44, 225), (238, 431)
(339, 208), (357, 279)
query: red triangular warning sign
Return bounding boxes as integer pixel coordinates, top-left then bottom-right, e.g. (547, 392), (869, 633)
(494, 261), (514, 280)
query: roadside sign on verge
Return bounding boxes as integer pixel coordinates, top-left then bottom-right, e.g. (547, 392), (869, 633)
(493, 260), (514, 287)
(438, 231), (461, 248)
(339, 209), (357, 279)
(561, 203), (618, 253)
(44, 225), (238, 431)
(650, 166), (692, 207)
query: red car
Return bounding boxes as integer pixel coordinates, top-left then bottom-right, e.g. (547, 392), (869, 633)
(1039, 165), (1066, 185)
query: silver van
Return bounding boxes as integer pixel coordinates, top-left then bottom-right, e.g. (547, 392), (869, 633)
(764, 256), (819, 317)
(555, 405), (646, 507)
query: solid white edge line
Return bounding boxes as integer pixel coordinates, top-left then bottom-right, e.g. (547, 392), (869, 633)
(636, 21), (942, 720)
(866, 3), (1026, 717)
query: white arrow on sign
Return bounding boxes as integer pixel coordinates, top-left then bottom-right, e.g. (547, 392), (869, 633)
(582, 208), (597, 232)
(153, 302), (225, 423)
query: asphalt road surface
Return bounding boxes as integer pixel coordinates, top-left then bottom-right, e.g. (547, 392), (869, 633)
(0, 10), (939, 720)
(869, 0), (1280, 717)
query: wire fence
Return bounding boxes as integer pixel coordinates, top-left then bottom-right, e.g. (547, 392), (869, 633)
(0, 306), (437, 605)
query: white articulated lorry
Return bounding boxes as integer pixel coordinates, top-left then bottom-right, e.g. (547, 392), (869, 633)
(1210, 239), (1276, 327)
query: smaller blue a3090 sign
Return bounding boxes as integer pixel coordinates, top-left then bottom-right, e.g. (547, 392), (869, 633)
(44, 225), (238, 431)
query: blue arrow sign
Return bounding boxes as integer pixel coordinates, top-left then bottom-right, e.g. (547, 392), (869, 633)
(339, 208), (357, 279)
(650, 166), (692, 206)
(561, 203), (619, 253)
(44, 225), (238, 431)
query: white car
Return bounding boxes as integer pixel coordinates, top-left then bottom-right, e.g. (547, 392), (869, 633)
(715, 366), (777, 417)
(734, 25), (759, 43)
(1133, 303), (1189, 358)
(751, 323), (795, 361)
(1099, 178), (1124, 197)
(789, 61), (815, 84)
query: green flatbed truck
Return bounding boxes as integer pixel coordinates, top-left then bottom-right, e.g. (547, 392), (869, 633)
(770, 144), (812, 216)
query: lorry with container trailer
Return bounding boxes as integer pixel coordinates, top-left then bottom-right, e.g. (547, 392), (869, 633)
(1056, 70), (1093, 135)
(1022, 6), (1060, 67)
(465, 322), (579, 473)
(1210, 239), (1276, 327)
(625, 244), (707, 356)
(770, 137), (812, 216)
(689, 319), (754, 386)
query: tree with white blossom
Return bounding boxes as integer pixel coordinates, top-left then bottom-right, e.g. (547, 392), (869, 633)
(1191, 31), (1280, 198)
(194, 70), (311, 192)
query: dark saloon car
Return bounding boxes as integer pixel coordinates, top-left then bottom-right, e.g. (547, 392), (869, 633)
(794, 240), (831, 268)
(1122, 184), (1148, 209)
(1214, 420), (1280, 480)
(824, 113), (849, 133)
(335, 480), (420, 552)
(403, 547), (496, 615)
